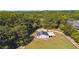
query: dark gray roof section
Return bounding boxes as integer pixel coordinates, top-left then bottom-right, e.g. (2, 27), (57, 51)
(37, 31), (49, 36)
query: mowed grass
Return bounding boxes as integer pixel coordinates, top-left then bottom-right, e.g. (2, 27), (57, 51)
(25, 32), (76, 49)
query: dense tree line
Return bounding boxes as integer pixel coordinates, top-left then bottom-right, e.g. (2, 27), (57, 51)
(0, 11), (79, 48)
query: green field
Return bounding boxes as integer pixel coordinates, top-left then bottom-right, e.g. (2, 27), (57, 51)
(25, 32), (76, 49)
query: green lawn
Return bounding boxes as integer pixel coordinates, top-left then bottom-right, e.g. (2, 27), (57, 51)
(25, 32), (76, 49)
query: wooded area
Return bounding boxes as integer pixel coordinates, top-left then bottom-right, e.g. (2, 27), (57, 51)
(0, 11), (79, 48)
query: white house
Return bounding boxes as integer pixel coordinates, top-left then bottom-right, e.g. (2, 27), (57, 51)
(36, 34), (49, 39)
(36, 31), (49, 39)
(36, 28), (55, 39)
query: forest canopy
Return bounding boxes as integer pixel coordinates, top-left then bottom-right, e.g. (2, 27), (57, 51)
(0, 11), (79, 48)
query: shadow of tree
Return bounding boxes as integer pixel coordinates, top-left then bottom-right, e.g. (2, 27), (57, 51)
(7, 36), (34, 49)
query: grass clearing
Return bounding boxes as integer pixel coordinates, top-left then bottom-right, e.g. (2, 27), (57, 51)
(25, 32), (76, 49)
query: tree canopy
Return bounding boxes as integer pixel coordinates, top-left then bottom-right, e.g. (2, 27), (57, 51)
(0, 11), (79, 48)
